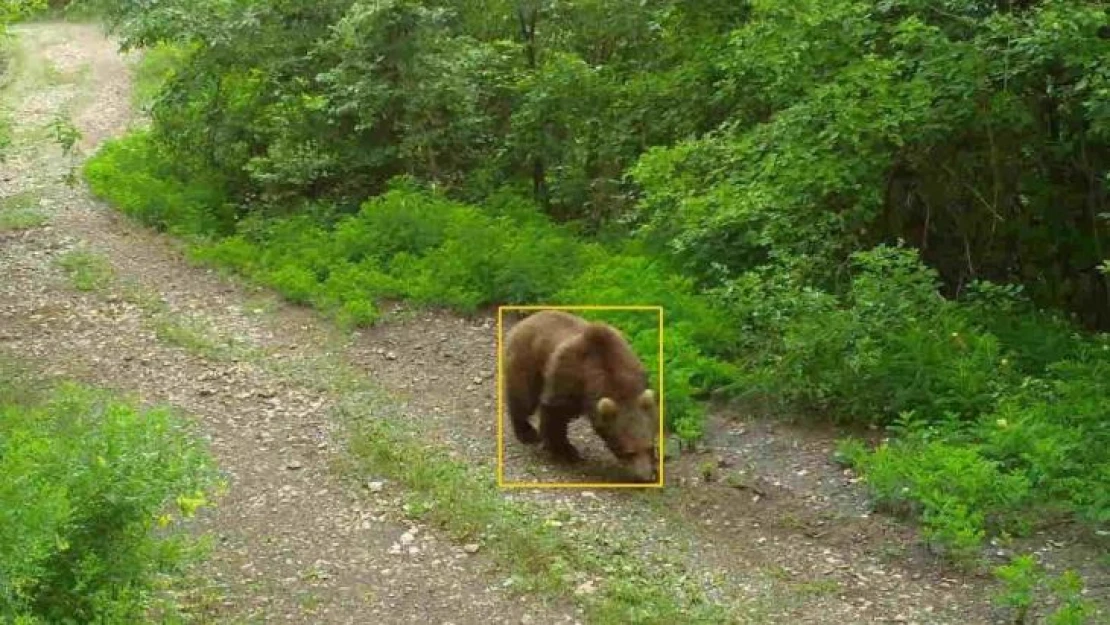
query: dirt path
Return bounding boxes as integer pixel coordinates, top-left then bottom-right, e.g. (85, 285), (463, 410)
(1, 21), (1105, 625)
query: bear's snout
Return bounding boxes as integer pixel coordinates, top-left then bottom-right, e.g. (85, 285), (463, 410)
(624, 453), (658, 483)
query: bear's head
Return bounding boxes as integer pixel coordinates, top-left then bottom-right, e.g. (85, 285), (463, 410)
(593, 389), (659, 482)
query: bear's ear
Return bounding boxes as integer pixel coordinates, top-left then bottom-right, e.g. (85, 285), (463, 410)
(597, 397), (618, 423)
(638, 389), (655, 410)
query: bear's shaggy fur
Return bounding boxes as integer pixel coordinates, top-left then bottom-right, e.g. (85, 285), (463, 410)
(502, 310), (659, 482)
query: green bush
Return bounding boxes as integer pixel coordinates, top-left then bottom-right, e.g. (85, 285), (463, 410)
(130, 42), (195, 112)
(0, 377), (220, 623)
(993, 554), (1100, 625)
(735, 245), (1109, 558)
(978, 359), (1110, 528)
(190, 183), (594, 314)
(846, 434), (1032, 564)
(83, 131), (234, 236)
(721, 245), (1013, 426)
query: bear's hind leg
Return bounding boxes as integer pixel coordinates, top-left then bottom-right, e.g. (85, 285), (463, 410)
(539, 403), (581, 462)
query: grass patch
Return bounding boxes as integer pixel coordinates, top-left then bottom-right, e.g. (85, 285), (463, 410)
(0, 111), (10, 158)
(0, 205), (46, 230)
(255, 347), (748, 624)
(113, 278), (261, 362)
(54, 253), (257, 363)
(0, 190), (47, 231)
(117, 276), (170, 315)
(56, 247), (113, 291)
(338, 394), (741, 625)
(0, 26), (20, 158)
(793, 578), (840, 598)
(242, 294), (280, 318)
(148, 312), (256, 362)
(992, 554), (1101, 624)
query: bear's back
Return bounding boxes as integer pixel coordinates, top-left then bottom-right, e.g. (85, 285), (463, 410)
(507, 310), (646, 405)
(504, 310), (587, 377)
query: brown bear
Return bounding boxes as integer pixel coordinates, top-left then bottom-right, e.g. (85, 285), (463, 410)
(502, 309), (659, 482)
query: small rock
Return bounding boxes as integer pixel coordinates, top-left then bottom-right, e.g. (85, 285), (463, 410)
(367, 481), (384, 492)
(286, 460), (303, 470)
(386, 351), (398, 360)
(463, 543), (480, 554)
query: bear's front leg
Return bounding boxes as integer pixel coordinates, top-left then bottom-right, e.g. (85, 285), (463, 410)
(507, 390), (541, 445)
(538, 402), (581, 462)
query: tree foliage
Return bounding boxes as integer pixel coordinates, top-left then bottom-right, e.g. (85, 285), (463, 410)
(632, 0), (1110, 327)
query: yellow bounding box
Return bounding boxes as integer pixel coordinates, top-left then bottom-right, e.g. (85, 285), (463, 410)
(496, 305), (665, 489)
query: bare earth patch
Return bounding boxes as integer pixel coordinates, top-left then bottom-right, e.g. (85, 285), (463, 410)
(0, 20), (1105, 625)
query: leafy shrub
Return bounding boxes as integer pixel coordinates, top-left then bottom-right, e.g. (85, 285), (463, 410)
(722, 245), (1012, 426)
(333, 183), (455, 265)
(129, 41), (194, 112)
(0, 378), (220, 623)
(850, 434), (1032, 564)
(978, 358), (1110, 527)
(83, 131), (234, 236)
(1, 0), (44, 27)
(732, 245), (1109, 559)
(993, 554), (1100, 625)
(190, 184), (595, 315)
